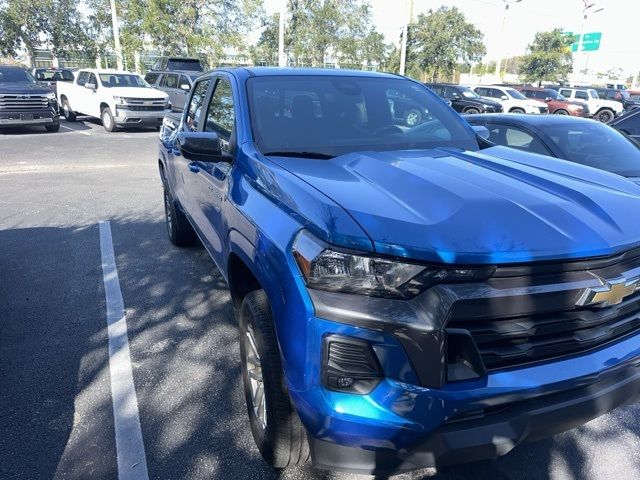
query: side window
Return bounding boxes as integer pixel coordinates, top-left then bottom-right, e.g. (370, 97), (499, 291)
(486, 124), (550, 155)
(161, 74), (179, 88)
(521, 90), (534, 99)
(87, 73), (98, 88)
(560, 89), (572, 98)
(491, 88), (505, 99)
(204, 78), (235, 152)
(76, 71), (89, 85)
(575, 91), (588, 100)
(430, 85), (443, 96)
(179, 75), (190, 90)
(618, 112), (640, 135)
(475, 87), (488, 97)
(185, 79), (210, 131)
(444, 86), (458, 99)
(145, 72), (160, 85)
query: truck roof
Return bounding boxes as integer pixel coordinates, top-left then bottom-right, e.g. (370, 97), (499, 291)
(236, 67), (400, 79)
(78, 68), (140, 75)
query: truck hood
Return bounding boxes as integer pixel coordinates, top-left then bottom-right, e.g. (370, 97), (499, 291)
(108, 87), (168, 99)
(0, 82), (53, 95)
(270, 147), (640, 264)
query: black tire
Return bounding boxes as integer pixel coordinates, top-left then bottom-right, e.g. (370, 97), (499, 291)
(509, 107), (525, 114)
(45, 123), (60, 132)
(463, 107), (480, 115)
(596, 108), (615, 123)
(101, 106), (117, 132)
(61, 99), (76, 122)
(239, 290), (309, 469)
(404, 108), (422, 127)
(553, 109), (569, 115)
(163, 187), (196, 246)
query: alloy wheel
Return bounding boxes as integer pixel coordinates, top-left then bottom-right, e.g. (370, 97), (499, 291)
(244, 325), (266, 430)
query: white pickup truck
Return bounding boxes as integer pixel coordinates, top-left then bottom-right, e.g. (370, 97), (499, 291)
(57, 69), (171, 131)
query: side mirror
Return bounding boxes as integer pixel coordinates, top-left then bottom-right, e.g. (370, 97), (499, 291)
(180, 84), (190, 91)
(500, 95), (508, 101)
(471, 125), (491, 140)
(177, 131), (230, 162)
(85, 82), (97, 90)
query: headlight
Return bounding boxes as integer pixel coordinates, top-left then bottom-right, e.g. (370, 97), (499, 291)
(45, 92), (56, 100)
(293, 230), (494, 298)
(113, 96), (126, 104)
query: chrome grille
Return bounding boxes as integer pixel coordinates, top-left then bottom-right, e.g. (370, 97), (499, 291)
(124, 97), (167, 105)
(0, 94), (49, 111)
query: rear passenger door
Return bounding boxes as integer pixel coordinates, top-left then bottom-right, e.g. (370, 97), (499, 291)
(160, 73), (181, 110)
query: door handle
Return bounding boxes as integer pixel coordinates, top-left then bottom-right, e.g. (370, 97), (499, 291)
(188, 162), (200, 173)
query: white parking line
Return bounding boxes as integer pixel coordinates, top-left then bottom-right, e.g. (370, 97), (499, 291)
(99, 221), (150, 480)
(60, 124), (92, 136)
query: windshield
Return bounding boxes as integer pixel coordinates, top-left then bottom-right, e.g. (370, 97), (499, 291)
(539, 121), (640, 177)
(247, 76), (479, 157)
(99, 74), (149, 88)
(35, 69), (74, 82)
(506, 88), (527, 100)
(460, 87), (480, 98)
(0, 67), (36, 84)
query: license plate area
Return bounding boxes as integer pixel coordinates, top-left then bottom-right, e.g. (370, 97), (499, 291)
(20, 113), (34, 121)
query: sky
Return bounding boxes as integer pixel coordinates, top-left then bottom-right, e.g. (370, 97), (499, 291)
(263, 0), (640, 76)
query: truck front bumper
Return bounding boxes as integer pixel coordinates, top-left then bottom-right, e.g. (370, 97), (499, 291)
(0, 109), (59, 127)
(114, 106), (171, 127)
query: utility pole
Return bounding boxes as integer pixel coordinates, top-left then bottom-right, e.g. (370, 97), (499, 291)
(278, 1), (286, 67)
(577, 1), (604, 85)
(399, 0), (413, 76)
(110, 0), (124, 70)
(494, 0), (522, 79)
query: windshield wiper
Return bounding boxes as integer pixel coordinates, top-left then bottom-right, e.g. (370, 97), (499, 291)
(262, 151), (335, 159)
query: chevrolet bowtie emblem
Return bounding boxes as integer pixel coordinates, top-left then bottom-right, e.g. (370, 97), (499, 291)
(576, 274), (640, 307)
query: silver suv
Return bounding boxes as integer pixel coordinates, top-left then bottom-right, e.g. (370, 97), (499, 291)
(144, 70), (199, 112)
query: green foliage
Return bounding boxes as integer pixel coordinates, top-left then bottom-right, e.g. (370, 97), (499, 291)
(520, 28), (573, 86)
(250, 13), (279, 65)
(404, 6), (485, 81)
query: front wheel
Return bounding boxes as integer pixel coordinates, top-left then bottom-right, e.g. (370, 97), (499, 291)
(163, 187), (196, 246)
(510, 107), (525, 114)
(462, 107), (480, 115)
(596, 109), (615, 123)
(101, 107), (117, 132)
(62, 99), (76, 122)
(45, 123), (60, 132)
(553, 109), (569, 115)
(239, 290), (309, 469)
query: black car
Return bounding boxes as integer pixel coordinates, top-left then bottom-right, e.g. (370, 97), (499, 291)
(594, 87), (640, 111)
(426, 83), (503, 114)
(465, 113), (640, 182)
(32, 68), (75, 95)
(609, 108), (640, 142)
(0, 65), (60, 132)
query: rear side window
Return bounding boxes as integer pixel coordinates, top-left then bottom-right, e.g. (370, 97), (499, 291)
(475, 87), (488, 97)
(179, 75), (191, 89)
(575, 91), (588, 100)
(560, 89), (572, 98)
(160, 74), (179, 89)
(76, 71), (89, 85)
(185, 79), (210, 131)
(145, 72), (160, 84)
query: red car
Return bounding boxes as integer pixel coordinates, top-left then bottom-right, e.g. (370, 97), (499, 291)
(516, 87), (589, 116)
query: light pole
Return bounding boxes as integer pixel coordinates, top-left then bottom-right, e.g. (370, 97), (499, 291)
(278, 0), (286, 67)
(494, 0), (522, 79)
(578, 1), (604, 84)
(109, 0), (124, 71)
(399, 0), (414, 76)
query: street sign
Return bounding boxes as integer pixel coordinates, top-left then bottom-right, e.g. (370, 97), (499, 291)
(570, 32), (602, 52)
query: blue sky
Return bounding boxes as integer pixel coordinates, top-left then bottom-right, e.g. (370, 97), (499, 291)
(263, 0), (640, 76)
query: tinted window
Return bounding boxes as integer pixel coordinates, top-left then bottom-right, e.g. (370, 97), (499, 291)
(491, 88), (505, 98)
(88, 73), (98, 88)
(539, 121), (640, 176)
(186, 79), (210, 131)
(247, 75), (479, 157)
(575, 91), (588, 100)
(99, 74), (147, 87)
(485, 124), (551, 156)
(179, 75), (190, 89)
(430, 85), (444, 96)
(204, 78), (235, 151)
(560, 89), (572, 98)
(616, 112), (640, 135)
(35, 69), (74, 81)
(444, 86), (459, 99)
(160, 73), (179, 88)
(475, 87), (489, 97)
(76, 71), (90, 85)
(167, 59), (203, 71)
(145, 72), (160, 84)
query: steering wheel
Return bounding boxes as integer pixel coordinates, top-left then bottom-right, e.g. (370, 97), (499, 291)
(372, 125), (403, 136)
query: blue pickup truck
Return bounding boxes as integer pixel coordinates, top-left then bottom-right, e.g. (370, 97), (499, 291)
(157, 68), (640, 475)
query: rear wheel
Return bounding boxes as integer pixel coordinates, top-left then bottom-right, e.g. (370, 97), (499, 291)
(62, 99), (76, 122)
(510, 107), (525, 114)
(101, 106), (117, 132)
(239, 290), (309, 469)
(596, 108), (615, 123)
(463, 107), (480, 115)
(163, 187), (196, 246)
(45, 123), (60, 132)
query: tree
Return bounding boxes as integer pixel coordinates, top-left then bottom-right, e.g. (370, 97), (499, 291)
(520, 28), (573, 86)
(250, 13), (279, 66)
(404, 6), (485, 82)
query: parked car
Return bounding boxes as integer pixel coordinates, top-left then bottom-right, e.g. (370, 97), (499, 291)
(57, 68), (171, 132)
(609, 107), (640, 143)
(150, 57), (203, 72)
(158, 67), (640, 476)
(593, 87), (640, 111)
(465, 113), (640, 181)
(0, 65), (59, 132)
(144, 70), (200, 111)
(606, 83), (627, 90)
(426, 83), (503, 114)
(32, 67), (75, 95)
(472, 85), (548, 113)
(516, 86), (589, 116)
(548, 86), (623, 123)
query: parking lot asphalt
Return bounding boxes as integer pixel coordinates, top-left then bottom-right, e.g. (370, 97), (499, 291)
(1, 119), (640, 480)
